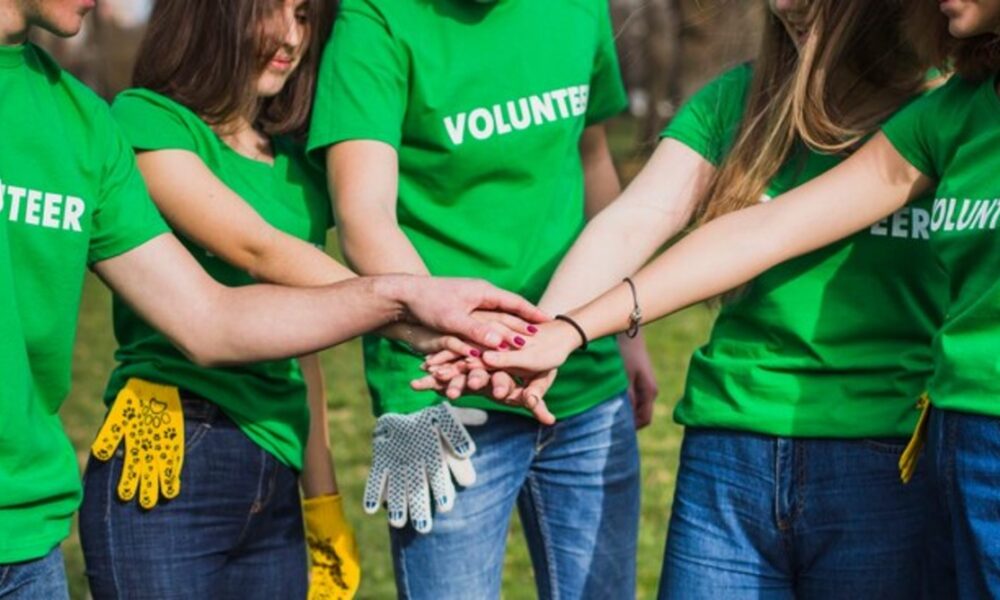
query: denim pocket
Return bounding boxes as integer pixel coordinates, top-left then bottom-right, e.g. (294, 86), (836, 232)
(860, 438), (909, 455)
(181, 399), (219, 456)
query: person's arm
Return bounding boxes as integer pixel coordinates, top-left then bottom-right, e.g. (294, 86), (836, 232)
(328, 140), (429, 276)
(134, 148), (349, 497)
(93, 233), (546, 366)
(483, 133), (932, 377)
(299, 353), (338, 497)
(537, 139), (711, 313)
(422, 140), (713, 418)
(550, 127), (703, 427)
(580, 124), (624, 220)
(137, 148), (502, 358)
(135, 150), (354, 286)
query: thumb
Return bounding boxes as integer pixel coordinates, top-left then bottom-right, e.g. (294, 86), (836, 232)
(481, 349), (527, 370)
(443, 314), (504, 349)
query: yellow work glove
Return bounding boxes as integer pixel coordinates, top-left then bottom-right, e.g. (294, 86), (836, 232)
(90, 378), (184, 509)
(304, 494), (361, 600)
(899, 393), (932, 484)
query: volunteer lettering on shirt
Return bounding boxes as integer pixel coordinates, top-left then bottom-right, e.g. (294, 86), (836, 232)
(0, 178), (85, 231)
(929, 197), (1000, 232)
(443, 84), (590, 146)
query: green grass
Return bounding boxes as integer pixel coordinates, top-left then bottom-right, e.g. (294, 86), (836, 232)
(58, 119), (717, 598)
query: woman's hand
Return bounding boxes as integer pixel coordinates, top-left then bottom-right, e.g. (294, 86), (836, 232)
(479, 319), (580, 375)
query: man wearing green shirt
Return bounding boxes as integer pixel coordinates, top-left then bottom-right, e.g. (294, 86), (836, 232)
(309, 0), (656, 597)
(0, 1), (546, 596)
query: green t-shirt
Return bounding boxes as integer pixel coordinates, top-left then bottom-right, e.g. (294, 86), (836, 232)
(106, 89), (332, 469)
(308, 0), (629, 418)
(883, 74), (1000, 419)
(0, 43), (168, 563)
(664, 65), (948, 437)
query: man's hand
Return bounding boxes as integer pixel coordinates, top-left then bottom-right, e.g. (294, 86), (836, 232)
(380, 310), (539, 358)
(386, 276), (548, 350)
(618, 331), (658, 429)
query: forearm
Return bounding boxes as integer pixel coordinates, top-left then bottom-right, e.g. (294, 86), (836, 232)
(299, 354), (339, 498)
(338, 221), (430, 276)
(329, 140), (429, 276)
(251, 231), (355, 287)
(137, 150), (353, 288)
(539, 199), (687, 314)
(96, 239), (406, 365)
(539, 140), (707, 314)
(569, 139), (926, 340)
(196, 276), (408, 365)
(581, 125), (623, 220)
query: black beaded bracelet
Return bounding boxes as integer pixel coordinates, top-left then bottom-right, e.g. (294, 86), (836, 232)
(554, 314), (589, 351)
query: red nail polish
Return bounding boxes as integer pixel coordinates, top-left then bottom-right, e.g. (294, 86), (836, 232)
(527, 325), (538, 333)
(499, 342), (509, 350)
(469, 349), (482, 358)
(514, 336), (526, 346)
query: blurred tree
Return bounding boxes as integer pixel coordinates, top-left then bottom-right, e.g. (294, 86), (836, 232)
(32, 0), (150, 99)
(613, 0), (763, 147)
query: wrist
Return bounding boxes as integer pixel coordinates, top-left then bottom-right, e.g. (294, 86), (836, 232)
(371, 274), (411, 324)
(551, 318), (587, 355)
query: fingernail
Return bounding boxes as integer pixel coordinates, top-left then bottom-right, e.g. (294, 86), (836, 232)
(499, 342), (509, 350)
(469, 349), (481, 358)
(527, 325), (538, 333)
(514, 336), (526, 346)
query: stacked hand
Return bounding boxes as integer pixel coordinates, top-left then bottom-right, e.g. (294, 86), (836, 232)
(410, 319), (586, 424)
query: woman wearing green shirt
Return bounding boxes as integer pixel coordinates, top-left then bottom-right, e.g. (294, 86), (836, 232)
(75, 1), (362, 597)
(423, 0), (951, 597)
(479, 0), (1000, 596)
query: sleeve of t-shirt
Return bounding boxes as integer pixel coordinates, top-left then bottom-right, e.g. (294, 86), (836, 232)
(881, 87), (939, 179)
(88, 108), (169, 265)
(660, 64), (752, 166)
(584, 1), (629, 126)
(111, 90), (199, 153)
(307, 0), (409, 160)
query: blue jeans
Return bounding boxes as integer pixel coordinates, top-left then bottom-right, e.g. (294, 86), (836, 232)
(390, 393), (639, 599)
(659, 428), (931, 599)
(0, 548), (69, 600)
(79, 399), (307, 600)
(925, 407), (1000, 599)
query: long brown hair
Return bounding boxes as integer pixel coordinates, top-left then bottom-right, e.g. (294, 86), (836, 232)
(133, 0), (334, 137)
(906, 0), (1000, 81)
(695, 0), (931, 227)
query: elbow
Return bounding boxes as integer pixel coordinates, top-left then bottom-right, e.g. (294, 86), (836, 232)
(167, 293), (236, 368)
(174, 335), (229, 368)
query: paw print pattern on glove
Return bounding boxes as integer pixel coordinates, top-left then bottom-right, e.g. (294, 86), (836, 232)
(90, 378), (185, 509)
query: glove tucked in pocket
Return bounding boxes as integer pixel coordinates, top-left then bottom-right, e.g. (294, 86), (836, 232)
(363, 403), (487, 533)
(898, 392), (931, 484)
(91, 377), (184, 509)
(304, 494), (361, 600)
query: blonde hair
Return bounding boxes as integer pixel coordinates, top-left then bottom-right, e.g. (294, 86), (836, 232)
(694, 0), (931, 227)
